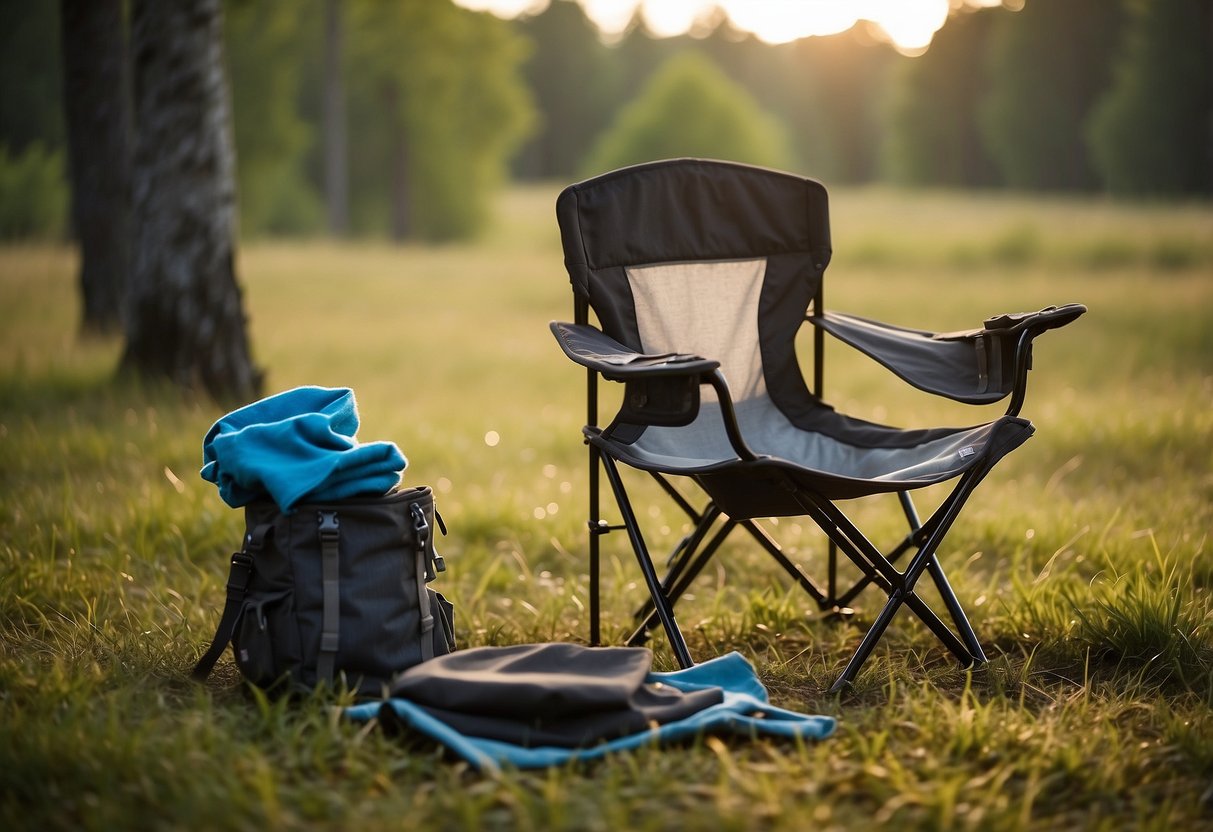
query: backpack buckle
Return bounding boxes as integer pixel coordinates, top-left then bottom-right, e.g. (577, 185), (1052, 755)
(410, 502), (446, 579)
(226, 552), (254, 601)
(317, 510), (340, 539)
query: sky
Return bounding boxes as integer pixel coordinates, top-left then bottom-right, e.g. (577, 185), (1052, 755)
(453, 0), (1014, 54)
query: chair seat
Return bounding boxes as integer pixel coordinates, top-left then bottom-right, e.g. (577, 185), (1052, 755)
(590, 396), (1034, 511)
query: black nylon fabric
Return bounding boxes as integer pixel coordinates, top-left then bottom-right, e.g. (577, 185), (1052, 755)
(587, 265), (645, 352)
(584, 415), (1034, 512)
(811, 312), (1010, 405)
(756, 252), (821, 424)
(808, 305), (1084, 406)
(558, 159), (831, 298)
(549, 321), (718, 379)
(386, 643), (723, 748)
(233, 487), (454, 694)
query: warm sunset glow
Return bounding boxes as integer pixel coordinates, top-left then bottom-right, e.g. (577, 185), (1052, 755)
(862, 0), (951, 53)
(453, 0), (551, 18)
(723, 1), (861, 44)
(640, 0), (714, 38)
(454, 0), (1008, 54)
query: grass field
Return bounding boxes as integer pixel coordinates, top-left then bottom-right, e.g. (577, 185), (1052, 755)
(2, 184), (1211, 830)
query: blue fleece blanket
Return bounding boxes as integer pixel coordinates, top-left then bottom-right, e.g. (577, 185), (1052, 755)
(200, 386), (406, 511)
(345, 652), (834, 772)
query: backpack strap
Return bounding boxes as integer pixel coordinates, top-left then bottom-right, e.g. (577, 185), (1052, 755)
(316, 510), (341, 684)
(191, 523), (272, 682)
(410, 502), (436, 662)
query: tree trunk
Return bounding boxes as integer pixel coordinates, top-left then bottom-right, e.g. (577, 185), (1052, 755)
(323, 0), (349, 236)
(60, 0), (131, 336)
(122, 0), (262, 404)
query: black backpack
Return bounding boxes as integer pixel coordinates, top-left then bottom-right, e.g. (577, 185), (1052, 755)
(191, 485), (455, 695)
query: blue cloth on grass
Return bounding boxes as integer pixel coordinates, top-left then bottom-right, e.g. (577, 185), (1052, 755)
(200, 386), (406, 511)
(345, 651), (834, 772)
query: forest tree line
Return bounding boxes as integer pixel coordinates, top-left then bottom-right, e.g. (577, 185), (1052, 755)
(2, 0), (1210, 245)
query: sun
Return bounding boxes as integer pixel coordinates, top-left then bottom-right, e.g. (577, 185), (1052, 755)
(455, 0), (1008, 54)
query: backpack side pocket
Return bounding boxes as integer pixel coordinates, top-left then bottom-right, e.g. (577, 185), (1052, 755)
(232, 589), (303, 690)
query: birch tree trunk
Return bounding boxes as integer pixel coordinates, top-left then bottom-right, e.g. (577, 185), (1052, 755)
(121, 0), (262, 403)
(60, 0), (131, 335)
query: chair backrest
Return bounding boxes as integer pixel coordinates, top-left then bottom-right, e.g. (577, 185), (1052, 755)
(556, 159), (832, 410)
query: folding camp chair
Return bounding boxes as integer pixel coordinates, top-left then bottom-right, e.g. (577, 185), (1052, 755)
(550, 159), (1084, 692)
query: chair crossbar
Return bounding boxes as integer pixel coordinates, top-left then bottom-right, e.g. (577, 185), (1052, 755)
(812, 525), (978, 691)
(594, 464), (985, 685)
(589, 447), (994, 692)
(650, 474), (840, 605)
(793, 468), (991, 691)
(626, 468), (853, 644)
(627, 510), (835, 647)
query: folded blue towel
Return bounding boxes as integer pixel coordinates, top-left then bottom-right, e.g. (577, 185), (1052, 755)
(200, 386), (407, 511)
(345, 651), (834, 772)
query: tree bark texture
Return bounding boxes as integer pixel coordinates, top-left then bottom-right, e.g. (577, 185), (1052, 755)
(60, 0), (131, 335)
(123, 0), (262, 403)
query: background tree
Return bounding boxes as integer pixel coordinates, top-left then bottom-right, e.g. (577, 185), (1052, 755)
(322, 0), (349, 235)
(121, 0), (262, 402)
(60, 0), (132, 334)
(583, 50), (793, 175)
(511, 9), (896, 185)
(0, 0), (64, 156)
(781, 27), (895, 182)
(345, 0), (534, 241)
(979, 0), (1123, 191)
(513, 0), (619, 180)
(1088, 0), (1213, 197)
(0, 0), (69, 241)
(880, 7), (999, 187)
(224, 0), (322, 237)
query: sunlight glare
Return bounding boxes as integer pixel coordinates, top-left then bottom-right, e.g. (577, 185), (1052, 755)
(580, 0), (643, 37)
(723, 0), (858, 45)
(454, 0), (551, 18)
(641, 0), (714, 39)
(455, 0), (1002, 53)
(863, 0), (950, 54)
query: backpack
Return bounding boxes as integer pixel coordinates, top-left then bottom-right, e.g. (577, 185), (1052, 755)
(191, 485), (455, 695)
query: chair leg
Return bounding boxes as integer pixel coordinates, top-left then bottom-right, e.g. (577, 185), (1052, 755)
(796, 470), (989, 691)
(631, 504), (722, 622)
(740, 519), (831, 607)
(629, 518), (735, 647)
(828, 539), (838, 605)
(828, 589), (904, 694)
(587, 444), (602, 647)
(631, 512), (835, 645)
(600, 454), (694, 668)
(831, 491), (922, 609)
(832, 534), (913, 609)
(925, 557), (987, 663)
(826, 531), (976, 668)
(825, 581), (978, 695)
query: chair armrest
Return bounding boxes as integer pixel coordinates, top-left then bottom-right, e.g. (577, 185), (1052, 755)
(809, 304), (1086, 409)
(549, 322), (720, 381)
(550, 322), (757, 461)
